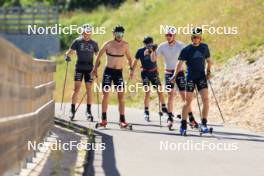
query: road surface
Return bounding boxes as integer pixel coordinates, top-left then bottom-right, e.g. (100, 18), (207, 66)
(55, 103), (264, 176)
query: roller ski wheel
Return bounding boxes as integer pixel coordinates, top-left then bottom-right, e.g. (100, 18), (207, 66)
(199, 125), (213, 136)
(69, 111), (75, 121)
(144, 113), (150, 122)
(158, 111), (163, 116)
(167, 119), (173, 131)
(189, 120), (199, 129)
(177, 114), (182, 119)
(119, 122), (133, 130)
(180, 127), (187, 136)
(95, 120), (107, 129)
(86, 112), (94, 122)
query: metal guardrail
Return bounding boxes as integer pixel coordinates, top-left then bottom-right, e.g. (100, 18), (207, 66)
(0, 6), (58, 34)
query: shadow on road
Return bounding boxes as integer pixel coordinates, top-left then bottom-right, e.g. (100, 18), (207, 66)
(84, 130), (121, 176)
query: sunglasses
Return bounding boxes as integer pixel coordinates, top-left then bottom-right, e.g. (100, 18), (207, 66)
(114, 32), (124, 37)
(192, 35), (201, 39)
(165, 34), (173, 37)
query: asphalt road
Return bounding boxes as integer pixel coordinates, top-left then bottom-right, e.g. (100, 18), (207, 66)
(55, 103), (264, 176)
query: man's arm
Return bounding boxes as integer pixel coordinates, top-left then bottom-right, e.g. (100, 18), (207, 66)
(92, 43), (106, 77)
(125, 44), (133, 69)
(65, 49), (75, 57)
(150, 50), (157, 62)
(94, 43), (106, 69)
(170, 60), (184, 82)
(206, 58), (212, 79)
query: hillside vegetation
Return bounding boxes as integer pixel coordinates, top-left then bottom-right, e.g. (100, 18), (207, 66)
(54, 0), (264, 107)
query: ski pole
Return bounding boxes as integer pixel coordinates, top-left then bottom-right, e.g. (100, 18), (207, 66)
(157, 85), (162, 127)
(208, 80), (225, 123)
(75, 92), (87, 114)
(195, 87), (202, 118)
(96, 76), (100, 121)
(60, 61), (69, 110)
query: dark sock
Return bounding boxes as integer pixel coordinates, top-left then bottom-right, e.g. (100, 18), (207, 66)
(71, 104), (75, 113)
(120, 114), (125, 123)
(162, 104), (166, 108)
(168, 112), (173, 121)
(202, 118), (207, 126)
(102, 112), (107, 120)
(144, 107), (149, 115)
(87, 104), (91, 113)
(189, 112), (195, 122)
(181, 120), (187, 129)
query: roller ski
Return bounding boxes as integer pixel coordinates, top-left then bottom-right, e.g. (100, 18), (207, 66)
(95, 120), (107, 129)
(199, 125), (213, 136)
(188, 113), (198, 128)
(144, 111), (150, 122)
(119, 121), (133, 130)
(167, 117), (173, 131)
(189, 120), (199, 129)
(85, 112), (94, 122)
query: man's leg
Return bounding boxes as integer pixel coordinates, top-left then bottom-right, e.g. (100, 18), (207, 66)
(117, 91), (125, 122)
(181, 92), (194, 130)
(85, 82), (93, 118)
(101, 90), (109, 121)
(144, 87), (151, 116)
(167, 89), (176, 119)
(199, 88), (209, 126)
(70, 81), (81, 118)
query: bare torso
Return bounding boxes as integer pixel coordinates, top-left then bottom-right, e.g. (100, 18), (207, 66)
(105, 40), (128, 69)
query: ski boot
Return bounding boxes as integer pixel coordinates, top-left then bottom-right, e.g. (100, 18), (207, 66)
(95, 120), (107, 129)
(119, 121), (133, 130)
(144, 112), (150, 122)
(179, 126), (187, 136)
(69, 111), (75, 121)
(189, 120), (199, 129)
(85, 111), (94, 122)
(179, 120), (187, 136)
(199, 125), (213, 136)
(167, 117), (173, 131)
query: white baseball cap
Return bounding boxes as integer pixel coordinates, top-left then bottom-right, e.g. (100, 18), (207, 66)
(82, 24), (92, 33)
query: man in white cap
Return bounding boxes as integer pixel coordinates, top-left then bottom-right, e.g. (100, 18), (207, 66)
(153, 26), (198, 129)
(65, 24), (99, 121)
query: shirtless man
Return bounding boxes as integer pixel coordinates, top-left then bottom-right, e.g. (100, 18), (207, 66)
(92, 25), (133, 128)
(154, 26), (198, 129)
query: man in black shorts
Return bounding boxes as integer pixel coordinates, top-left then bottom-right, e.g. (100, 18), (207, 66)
(131, 36), (168, 121)
(92, 25), (133, 128)
(175, 27), (212, 134)
(65, 24), (99, 121)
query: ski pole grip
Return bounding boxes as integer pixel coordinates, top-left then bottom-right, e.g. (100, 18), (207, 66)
(64, 54), (71, 62)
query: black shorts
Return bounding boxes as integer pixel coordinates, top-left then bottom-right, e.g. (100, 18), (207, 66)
(175, 71), (186, 91)
(141, 70), (161, 88)
(186, 77), (208, 92)
(74, 69), (92, 83)
(102, 67), (124, 90)
(165, 70), (186, 91)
